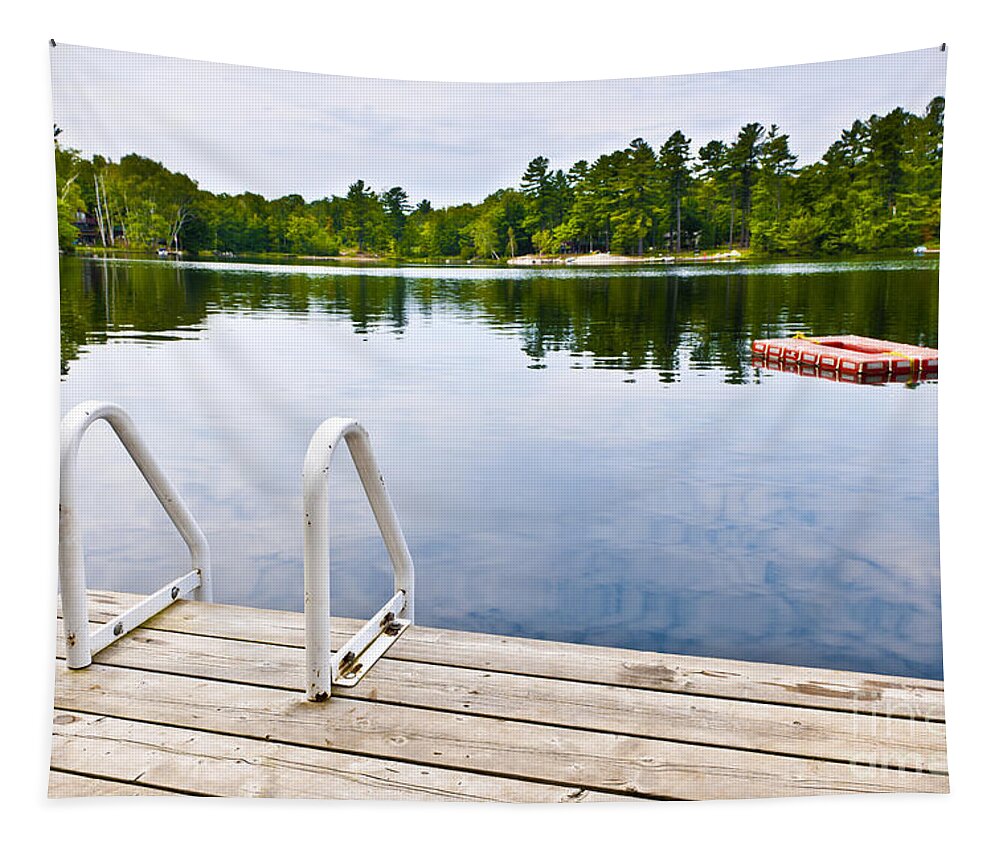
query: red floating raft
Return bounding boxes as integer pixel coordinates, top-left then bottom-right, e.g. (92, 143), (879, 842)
(750, 334), (938, 377)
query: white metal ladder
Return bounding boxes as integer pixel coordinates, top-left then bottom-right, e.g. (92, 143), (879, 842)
(303, 418), (415, 701)
(58, 403), (411, 697)
(59, 401), (212, 669)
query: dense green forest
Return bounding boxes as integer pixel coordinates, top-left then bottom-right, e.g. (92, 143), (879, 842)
(53, 98), (943, 259)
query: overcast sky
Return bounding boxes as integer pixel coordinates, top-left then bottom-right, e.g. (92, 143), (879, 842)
(50, 44), (946, 208)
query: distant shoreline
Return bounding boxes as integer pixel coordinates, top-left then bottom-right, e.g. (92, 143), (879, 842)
(64, 245), (940, 269)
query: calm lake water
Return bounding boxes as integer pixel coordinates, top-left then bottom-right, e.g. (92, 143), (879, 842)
(59, 255), (942, 679)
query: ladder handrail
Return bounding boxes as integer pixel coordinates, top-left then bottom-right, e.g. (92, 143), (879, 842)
(303, 418), (415, 701)
(59, 401), (212, 668)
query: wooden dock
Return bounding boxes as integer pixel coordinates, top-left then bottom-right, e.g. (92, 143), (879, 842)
(51, 590), (948, 801)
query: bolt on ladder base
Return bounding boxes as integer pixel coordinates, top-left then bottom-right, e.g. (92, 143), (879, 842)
(331, 590), (410, 688)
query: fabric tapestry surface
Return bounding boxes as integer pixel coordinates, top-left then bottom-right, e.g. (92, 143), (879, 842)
(49, 43), (947, 801)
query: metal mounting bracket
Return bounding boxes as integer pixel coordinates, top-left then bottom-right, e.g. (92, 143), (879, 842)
(332, 590), (411, 687)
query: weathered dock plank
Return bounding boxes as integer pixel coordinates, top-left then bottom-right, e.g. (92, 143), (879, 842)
(53, 663), (946, 800)
(69, 590), (947, 721)
(56, 627), (946, 771)
(51, 712), (614, 801)
(51, 591), (949, 801)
